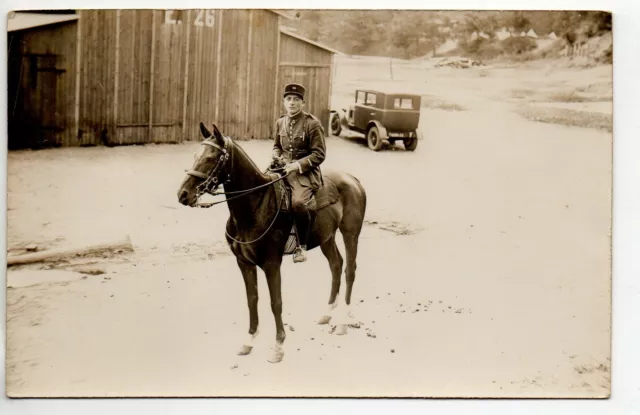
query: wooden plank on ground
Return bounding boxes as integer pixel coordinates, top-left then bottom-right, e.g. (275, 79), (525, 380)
(7, 236), (134, 267)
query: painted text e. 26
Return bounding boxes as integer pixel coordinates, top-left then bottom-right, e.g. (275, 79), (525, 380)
(164, 10), (215, 28)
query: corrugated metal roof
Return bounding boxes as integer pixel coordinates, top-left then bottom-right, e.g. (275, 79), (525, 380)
(279, 27), (342, 55)
(7, 12), (79, 32)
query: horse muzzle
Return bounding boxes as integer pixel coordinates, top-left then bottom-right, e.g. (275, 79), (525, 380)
(178, 188), (197, 207)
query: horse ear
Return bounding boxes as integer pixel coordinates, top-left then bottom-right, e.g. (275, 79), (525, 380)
(212, 124), (224, 143)
(199, 122), (212, 138)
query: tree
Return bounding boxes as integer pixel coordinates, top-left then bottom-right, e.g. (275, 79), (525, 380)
(389, 11), (448, 58)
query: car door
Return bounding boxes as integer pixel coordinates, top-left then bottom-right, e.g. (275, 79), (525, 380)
(353, 92), (380, 131)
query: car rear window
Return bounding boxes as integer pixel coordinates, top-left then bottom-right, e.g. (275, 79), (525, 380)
(394, 98), (414, 109)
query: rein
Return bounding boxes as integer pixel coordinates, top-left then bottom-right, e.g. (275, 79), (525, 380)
(186, 136), (288, 207)
(185, 135), (290, 244)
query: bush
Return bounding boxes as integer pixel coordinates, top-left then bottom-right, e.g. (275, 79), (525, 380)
(460, 38), (502, 60)
(597, 44), (612, 64)
(500, 37), (538, 55)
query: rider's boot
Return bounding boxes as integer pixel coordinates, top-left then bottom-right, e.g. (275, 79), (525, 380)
(293, 210), (309, 263)
(293, 202), (317, 263)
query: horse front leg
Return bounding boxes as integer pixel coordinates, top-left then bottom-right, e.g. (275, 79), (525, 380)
(237, 259), (259, 356)
(264, 261), (286, 363)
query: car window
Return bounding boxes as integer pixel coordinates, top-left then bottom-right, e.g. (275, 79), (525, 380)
(356, 91), (366, 103)
(394, 98), (414, 109)
(365, 93), (377, 106)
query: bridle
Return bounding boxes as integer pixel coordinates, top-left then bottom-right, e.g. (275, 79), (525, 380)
(186, 135), (289, 206)
(186, 135), (233, 199)
(185, 134), (290, 245)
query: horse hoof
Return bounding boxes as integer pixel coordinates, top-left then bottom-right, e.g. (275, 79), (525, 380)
(267, 349), (284, 363)
(237, 345), (253, 356)
(317, 315), (332, 325)
(335, 324), (348, 336)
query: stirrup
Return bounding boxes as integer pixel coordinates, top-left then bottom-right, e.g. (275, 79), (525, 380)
(293, 246), (307, 263)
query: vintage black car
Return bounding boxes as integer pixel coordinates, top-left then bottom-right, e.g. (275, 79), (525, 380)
(329, 89), (422, 151)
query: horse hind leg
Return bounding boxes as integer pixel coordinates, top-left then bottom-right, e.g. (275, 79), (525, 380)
(334, 213), (363, 334)
(317, 235), (343, 326)
(342, 231), (360, 306)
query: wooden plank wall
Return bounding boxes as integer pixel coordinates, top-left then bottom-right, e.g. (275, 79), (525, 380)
(245, 10), (279, 139)
(279, 33), (332, 65)
(278, 33), (333, 132)
(9, 10), (338, 148)
(150, 10), (185, 143)
(7, 21), (78, 148)
(216, 9), (250, 139)
(183, 9), (222, 142)
(114, 9), (153, 144)
(78, 10), (117, 146)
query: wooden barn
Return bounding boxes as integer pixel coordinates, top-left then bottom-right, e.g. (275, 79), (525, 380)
(7, 10), (339, 149)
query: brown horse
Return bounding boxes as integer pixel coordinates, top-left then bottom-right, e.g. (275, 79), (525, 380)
(177, 123), (367, 363)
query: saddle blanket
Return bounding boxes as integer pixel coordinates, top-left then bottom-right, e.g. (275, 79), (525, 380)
(269, 174), (340, 255)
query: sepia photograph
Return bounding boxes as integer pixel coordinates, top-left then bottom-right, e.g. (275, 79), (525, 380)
(4, 7), (613, 399)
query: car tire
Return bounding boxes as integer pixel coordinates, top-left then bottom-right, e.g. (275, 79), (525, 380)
(403, 136), (418, 151)
(367, 126), (383, 151)
(329, 112), (342, 136)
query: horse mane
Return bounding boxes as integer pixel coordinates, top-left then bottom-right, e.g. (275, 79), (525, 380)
(226, 135), (271, 182)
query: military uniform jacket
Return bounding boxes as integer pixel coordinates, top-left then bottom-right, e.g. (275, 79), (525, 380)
(272, 111), (326, 190)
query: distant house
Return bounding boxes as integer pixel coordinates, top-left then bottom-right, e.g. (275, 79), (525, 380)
(526, 29), (538, 38)
(495, 28), (512, 40)
(435, 38), (459, 55)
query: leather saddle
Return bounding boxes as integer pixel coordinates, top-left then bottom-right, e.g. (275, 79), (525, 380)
(266, 169), (340, 255)
(268, 172), (340, 213)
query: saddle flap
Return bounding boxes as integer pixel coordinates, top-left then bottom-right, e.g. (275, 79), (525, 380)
(314, 176), (340, 210)
(269, 173), (339, 212)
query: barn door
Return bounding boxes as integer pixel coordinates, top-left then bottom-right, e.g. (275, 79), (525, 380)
(149, 10), (185, 143)
(114, 10), (185, 144)
(10, 54), (66, 148)
(277, 65), (329, 131)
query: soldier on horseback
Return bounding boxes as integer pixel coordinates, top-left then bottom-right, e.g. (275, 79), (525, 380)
(272, 83), (327, 263)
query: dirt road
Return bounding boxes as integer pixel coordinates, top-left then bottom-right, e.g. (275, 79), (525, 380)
(5, 62), (611, 398)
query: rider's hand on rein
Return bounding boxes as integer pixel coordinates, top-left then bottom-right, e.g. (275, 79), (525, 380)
(284, 162), (300, 175)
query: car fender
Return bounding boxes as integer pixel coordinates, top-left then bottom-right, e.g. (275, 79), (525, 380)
(368, 120), (388, 139)
(332, 110), (351, 130)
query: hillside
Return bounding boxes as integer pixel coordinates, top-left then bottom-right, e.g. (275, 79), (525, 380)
(280, 10), (612, 63)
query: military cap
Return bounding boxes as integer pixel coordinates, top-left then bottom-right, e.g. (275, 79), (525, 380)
(283, 83), (306, 100)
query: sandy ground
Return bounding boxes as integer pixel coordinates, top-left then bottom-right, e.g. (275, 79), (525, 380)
(5, 59), (612, 398)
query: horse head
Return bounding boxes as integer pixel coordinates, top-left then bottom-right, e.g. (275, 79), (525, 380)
(177, 122), (231, 207)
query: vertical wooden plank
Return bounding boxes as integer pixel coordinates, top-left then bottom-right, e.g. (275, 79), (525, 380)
(243, 10), (253, 139)
(74, 12), (83, 143)
(272, 29), (281, 134)
(313, 67), (319, 118)
(214, 9), (224, 123)
(246, 10), (278, 139)
(114, 10), (121, 143)
(328, 53), (334, 113)
(148, 10), (156, 142)
(181, 9), (192, 140)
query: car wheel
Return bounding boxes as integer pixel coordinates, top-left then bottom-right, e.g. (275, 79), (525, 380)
(403, 136), (418, 151)
(329, 112), (342, 136)
(367, 126), (383, 151)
